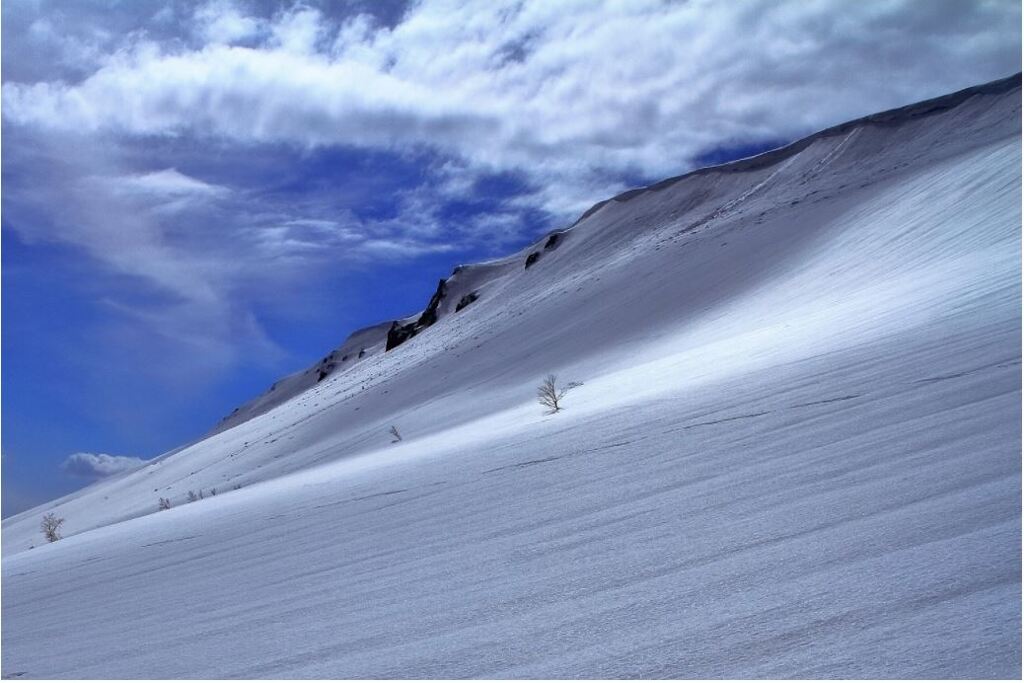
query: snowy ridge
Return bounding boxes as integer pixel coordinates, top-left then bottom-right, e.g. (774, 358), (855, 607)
(212, 227), (559, 435)
(212, 320), (394, 434)
(576, 72), (1022, 222)
(211, 73), (1022, 438)
(1, 75), (1020, 678)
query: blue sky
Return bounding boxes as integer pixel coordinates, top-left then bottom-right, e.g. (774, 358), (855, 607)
(2, 0), (1020, 516)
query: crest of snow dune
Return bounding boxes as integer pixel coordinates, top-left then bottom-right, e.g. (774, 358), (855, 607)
(61, 452), (145, 479)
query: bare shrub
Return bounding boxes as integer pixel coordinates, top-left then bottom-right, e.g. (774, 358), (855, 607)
(187, 490), (199, 503)
(158, 497), (172, 511)
(389, 425), (403, 443)
(537, 375), (565, 413)
(210, 488), (216, 496)
(41, 513), (64, 543)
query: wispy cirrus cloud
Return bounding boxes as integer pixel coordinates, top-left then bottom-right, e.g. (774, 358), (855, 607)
(112, 169), (230, 198)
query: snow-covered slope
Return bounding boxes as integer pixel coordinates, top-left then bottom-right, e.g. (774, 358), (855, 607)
(211, 319), (394, 435)
(2, 75), (1020, 678)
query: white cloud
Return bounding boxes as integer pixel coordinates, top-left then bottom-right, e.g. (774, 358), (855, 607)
(62, 452), (146, 478)
(4, 0), (1019, 217)
(360, 238), (457, 258)
(113, 169), (229, 197)
(270, 5), (325, 54)
(194, 0), (265, 45)
(24, 17), (111, 74)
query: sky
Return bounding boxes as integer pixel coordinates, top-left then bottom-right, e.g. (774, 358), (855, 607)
(2, 0), (1020, 516)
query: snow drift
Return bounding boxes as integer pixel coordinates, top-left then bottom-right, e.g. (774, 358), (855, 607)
(2, 75), (1020, 678)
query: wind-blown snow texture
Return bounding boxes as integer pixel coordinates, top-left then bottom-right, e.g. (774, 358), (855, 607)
(3, 76), (1021, 678)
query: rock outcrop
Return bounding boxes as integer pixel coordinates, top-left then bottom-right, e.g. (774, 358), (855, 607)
(387, 279), (449, 351)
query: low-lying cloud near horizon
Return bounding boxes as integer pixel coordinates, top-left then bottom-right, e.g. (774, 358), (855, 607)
(62, 452), (147, 479)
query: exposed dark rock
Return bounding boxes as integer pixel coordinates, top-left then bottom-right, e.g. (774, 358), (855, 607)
(387, 278), (453, 351)
(314, 353), (343, 382)
(358, 348), (366, 358)
(456, 292), (479, 312)
(417, 279), (448, 327)
(386, 320), (419, 351)
(525, 252), (540, 269)
(544, 232), (563, 250)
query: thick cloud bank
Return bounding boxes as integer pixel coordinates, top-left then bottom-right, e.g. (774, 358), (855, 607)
(4, 0), (1021, 216)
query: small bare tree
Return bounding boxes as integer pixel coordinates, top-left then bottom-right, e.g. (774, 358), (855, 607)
(537, 374), (569, 413)
(158, 497), (172, 511)
(41, 513), (64, 543)
(187, 490), (199, 503)
(389, 425), (403, 443)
